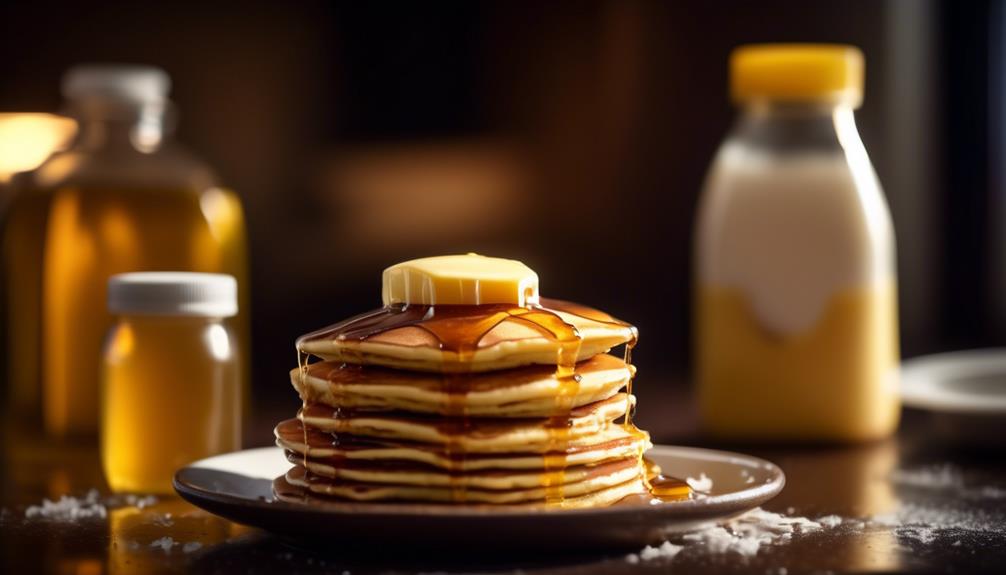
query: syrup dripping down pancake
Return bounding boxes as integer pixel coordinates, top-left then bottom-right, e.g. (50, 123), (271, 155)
(276, 418), (650, 471)
(285, 450), (641, 491)
(296, 298), (636, 373)
(291, 353), (631, 417)
(297, 393), (636, 452)
(277, 464), (647, 507)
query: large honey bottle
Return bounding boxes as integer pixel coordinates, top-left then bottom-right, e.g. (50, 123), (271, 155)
(695, 45), (899, 442)
(3, 65), (249, 439)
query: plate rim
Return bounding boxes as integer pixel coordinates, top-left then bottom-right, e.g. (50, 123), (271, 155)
(901, 348), (1006, 414)
(174, 444), (785, 519)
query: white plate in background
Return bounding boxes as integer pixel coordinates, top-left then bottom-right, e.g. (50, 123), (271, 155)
(901, 349), (1006, 445)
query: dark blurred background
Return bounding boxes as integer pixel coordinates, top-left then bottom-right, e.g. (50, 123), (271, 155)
(1, 0), (1002, 434)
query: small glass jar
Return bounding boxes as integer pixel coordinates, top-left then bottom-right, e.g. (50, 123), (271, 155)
(101, 272), (241, 493)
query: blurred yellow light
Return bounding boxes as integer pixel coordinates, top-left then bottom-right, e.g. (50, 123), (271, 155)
(0, 113), (77, 182)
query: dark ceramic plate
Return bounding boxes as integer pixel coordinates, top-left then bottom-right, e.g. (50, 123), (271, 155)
(174, 445), (784, 551)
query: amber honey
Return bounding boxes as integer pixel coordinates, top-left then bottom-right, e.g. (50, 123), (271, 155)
(3, 184), (249, 439)
(3, 65), (251, 441)
(102, 314), (240, 493)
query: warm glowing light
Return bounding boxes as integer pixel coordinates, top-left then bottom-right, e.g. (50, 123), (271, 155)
(199, 187), (243, 243)
(206, 323), (232, 361)
(0, 113), (77, 182)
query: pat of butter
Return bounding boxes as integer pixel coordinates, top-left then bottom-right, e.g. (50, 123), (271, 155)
(382, 254), (539, 306)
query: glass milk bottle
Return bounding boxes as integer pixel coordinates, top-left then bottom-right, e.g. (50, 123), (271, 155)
(2, 65), (249, 439)
(695, 45), (899, 442)
(102, 272), (241, 494)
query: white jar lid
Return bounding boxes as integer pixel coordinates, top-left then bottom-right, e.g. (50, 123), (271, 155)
(108, 272), (237, 317)
(62, 64), (171, 104)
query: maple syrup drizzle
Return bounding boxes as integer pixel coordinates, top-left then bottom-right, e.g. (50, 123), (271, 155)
(296, 348), (312, 501)
(297, 300), (588, 505)
(447, 309), (518, 502)
(617, 328), (691, 503)
(509, 308), (581, 506)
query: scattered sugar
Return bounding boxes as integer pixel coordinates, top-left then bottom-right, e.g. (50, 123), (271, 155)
(868, 501), (1006, 545)
(625, 540), (684, 563)
(23, 490), (160, 522)
(979, 486), (1006, 498)
(182, 541), (203, 553)
(818, 514), (843, 528)
(25, 489), (107, 521)
(625, 507), (839, 564)
(686, 473), (713, 492)
(683, 508), (822, 557)
(892, 464), (1006, 500)
(151, 513), (174, 527)
(891, 465), (964, 490)
(150, 536), (176, 553)
(622, 462), (1006, 567)
(123, 494), (159, 509)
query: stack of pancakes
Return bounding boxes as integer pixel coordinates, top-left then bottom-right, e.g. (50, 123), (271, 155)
(274, 298), (651, 508)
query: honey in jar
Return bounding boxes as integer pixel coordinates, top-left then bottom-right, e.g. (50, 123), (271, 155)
(1, 65), (249, 439)
(101, 272), (241, 494)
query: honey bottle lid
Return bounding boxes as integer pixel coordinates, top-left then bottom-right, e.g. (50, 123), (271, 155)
(62, 64), (171, 105)
(108, 272), (237, 317)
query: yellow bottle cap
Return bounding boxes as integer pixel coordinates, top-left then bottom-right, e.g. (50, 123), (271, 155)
(382, 254), (540, 306)
(730, 44), (864, 107)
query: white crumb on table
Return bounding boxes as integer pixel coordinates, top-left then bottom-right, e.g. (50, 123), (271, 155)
(625, 507), (828, 564)
(625, 541), (683, 563)
(818, 514), (843, 528)
(624, 462), (1006, 566)
(24, 489), (107, 521)
(24, 490), (160, 523)
(892, 464), (1006, 500)
(150, 536), (176, 553)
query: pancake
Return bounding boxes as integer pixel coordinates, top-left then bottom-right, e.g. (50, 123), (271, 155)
(296, 298), (636, 373)
(291, 353), (631, 417)
(279, 463), (647, 507)
(276, 418), (650, 471)
(288, 450), (642, 490)
(272, 257), (663, 508)
(298, 393), (635, 452)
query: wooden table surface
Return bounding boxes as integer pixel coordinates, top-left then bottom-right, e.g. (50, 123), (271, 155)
(2, 383), (1005, 574)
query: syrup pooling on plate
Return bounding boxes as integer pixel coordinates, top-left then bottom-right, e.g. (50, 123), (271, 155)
(643, 458), (690, 501)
